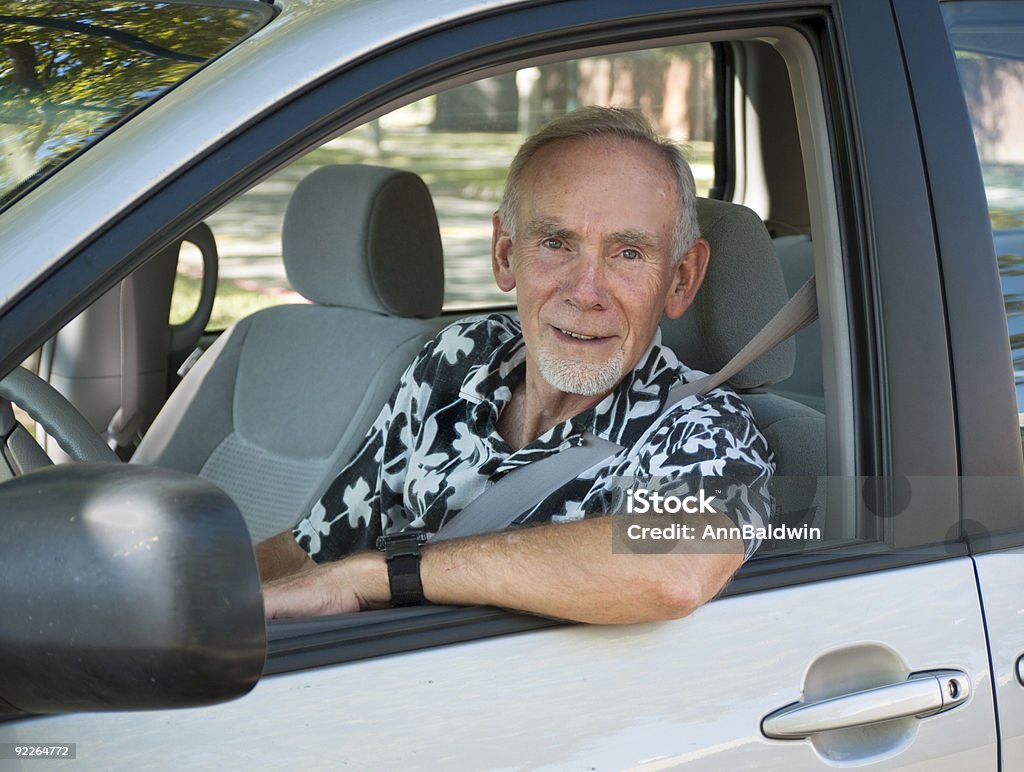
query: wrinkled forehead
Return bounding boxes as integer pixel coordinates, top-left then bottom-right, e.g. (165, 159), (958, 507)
(521, 135), (678, 189)
(517, 136), (681, 236)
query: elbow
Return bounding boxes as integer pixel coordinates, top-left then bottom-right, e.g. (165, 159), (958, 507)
(573, 574), (703, 625)
(649, 552), (743, 620)
(648, 553), (742, 621)
(652, 574), (703, 620)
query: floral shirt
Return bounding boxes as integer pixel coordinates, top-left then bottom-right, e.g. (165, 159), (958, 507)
(293, 313), (774, 561)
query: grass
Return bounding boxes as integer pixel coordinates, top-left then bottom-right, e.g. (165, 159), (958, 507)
(307, 129), (714, 202)
(170, 273), (286, 331)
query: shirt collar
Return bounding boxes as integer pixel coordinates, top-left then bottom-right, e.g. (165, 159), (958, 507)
(460, 326), (526, 411)
(459, 317), (684, 447)
(586, 327), (686, 446)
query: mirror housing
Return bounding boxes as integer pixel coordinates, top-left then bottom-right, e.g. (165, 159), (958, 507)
(0, 463), (266, 714)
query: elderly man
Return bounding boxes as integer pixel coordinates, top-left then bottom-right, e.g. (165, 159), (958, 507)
(258, 106), (773, 623)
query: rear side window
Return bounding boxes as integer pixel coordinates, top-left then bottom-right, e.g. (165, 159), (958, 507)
(0, 0), (272, 209)
(943, 2), (1024, 419)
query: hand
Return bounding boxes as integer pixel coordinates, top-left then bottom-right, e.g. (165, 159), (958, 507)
(262, 552), (389, 620)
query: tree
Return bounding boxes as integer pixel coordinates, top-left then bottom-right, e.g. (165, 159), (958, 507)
(0, 0), (267, 202)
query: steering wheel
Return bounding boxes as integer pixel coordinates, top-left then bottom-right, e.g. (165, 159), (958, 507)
(0, 366), (119, 471)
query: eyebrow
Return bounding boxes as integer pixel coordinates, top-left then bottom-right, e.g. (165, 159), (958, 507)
(607, 229), (661, 249)
(525, 216), (577, 240)
(525, 218), (662, 249)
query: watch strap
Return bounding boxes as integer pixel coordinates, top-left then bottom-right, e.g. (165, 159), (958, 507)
(377, 532), (426, 607)
(386, 553), (423, 607)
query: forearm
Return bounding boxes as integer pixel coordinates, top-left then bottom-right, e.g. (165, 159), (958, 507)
(421, 514), (742, 624)
(263, 513), (743, 623)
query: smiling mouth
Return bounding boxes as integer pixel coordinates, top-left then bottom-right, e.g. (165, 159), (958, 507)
(554, 326), (609, 342)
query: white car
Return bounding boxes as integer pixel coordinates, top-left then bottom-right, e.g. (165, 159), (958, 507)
(0, 0), (1022, 768)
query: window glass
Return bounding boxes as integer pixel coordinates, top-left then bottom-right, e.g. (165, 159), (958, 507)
(0, 0), (272, 209)
(943, 2), (1024, 423)
(184, 44), (718, 325)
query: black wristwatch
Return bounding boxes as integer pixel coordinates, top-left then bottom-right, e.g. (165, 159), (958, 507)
(376, 531), (428, 607)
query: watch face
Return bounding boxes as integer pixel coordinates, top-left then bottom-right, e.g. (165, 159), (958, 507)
(380, 531), (427, 559)
(376, 531), (424, 549)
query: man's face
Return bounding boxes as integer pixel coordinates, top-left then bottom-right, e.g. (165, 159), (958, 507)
(492, 137), (709, 399)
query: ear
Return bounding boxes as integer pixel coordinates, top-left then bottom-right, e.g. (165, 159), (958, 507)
(663, 238), (710, 320)
(491, 212), (517, 293)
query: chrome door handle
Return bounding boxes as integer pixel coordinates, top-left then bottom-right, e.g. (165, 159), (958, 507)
(762, 670), (970, 740)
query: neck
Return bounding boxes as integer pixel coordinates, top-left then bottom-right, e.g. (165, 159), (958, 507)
(497, 364), (608, 451)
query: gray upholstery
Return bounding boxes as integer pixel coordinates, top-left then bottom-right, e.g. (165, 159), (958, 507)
(38, 243), (178, 460)
(661, 198), (826, 555)
(39, 224), (216, 460)
(283, 164), (444, 316)
(135, 165), (446, 542)
(742, 392), (827, 549)
(660, 198), (795, 389)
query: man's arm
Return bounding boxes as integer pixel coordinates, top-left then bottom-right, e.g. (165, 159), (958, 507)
(262, 511), (742, 624)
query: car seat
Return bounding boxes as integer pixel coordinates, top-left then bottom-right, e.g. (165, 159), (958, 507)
(661, 198), (826, 553)
(133, 165), (446, 542)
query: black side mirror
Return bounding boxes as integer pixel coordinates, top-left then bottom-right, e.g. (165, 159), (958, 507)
(0, 464), (265, 714)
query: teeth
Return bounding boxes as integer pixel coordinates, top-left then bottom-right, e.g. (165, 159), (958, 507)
(560, 328), (597, 340)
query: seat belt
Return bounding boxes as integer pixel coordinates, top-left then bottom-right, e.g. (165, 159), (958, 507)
(431, 276), (817, 542)
(104, 278), (144, 457)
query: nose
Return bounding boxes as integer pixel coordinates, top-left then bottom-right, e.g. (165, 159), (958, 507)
(561, 252), (609, 310)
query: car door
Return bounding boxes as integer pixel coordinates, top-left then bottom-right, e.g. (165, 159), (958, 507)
(0, 0), (1015, 768)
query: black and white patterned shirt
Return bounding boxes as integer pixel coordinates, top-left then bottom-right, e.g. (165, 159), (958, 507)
(294, 313), (774, 561)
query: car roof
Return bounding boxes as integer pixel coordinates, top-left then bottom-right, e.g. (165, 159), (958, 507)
(0, 0), (518, 311)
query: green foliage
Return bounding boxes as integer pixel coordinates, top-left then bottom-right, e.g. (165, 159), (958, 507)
(0, 0), (268, 202)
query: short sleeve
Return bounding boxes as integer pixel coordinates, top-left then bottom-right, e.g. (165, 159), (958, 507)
(623, 388), (775, 560)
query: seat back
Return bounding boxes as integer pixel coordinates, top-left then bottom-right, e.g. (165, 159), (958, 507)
(661, 199), (826, 551)
(134, 165), (446, 542)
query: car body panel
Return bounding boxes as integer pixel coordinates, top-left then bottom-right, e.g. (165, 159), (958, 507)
(973, 548), (1024, 769)
(892, 0), (1024, 486)
(3, 559), (996, 769)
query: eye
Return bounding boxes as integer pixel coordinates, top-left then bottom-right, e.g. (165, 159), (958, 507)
(621, 248), (642, 261)
(543, 237), (564, 250)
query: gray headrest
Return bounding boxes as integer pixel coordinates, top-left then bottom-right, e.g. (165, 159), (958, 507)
(661, 198), (795, 389)
(282, 165), (444, 317)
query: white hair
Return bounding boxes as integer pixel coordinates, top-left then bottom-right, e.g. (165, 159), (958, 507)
(498, 106), (700, 263)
